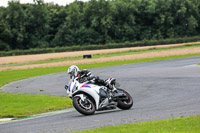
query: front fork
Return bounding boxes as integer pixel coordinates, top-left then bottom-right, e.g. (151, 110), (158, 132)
(74, 94), (87, 103)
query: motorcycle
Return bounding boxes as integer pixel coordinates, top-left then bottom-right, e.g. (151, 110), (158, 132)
(65, 77), (133, 115)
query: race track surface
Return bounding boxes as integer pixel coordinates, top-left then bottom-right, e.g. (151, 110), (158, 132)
(1, 56), (200, 133)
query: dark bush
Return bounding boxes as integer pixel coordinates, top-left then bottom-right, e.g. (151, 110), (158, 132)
(1, 36), (200, 57)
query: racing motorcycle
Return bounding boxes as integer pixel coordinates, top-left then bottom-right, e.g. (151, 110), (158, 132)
(65, 77), (133, 115)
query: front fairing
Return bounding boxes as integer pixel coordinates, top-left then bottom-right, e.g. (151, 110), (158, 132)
(78, 83), (100, 93)
(67, 78), (103, 109)
(66, 79), (77, 98)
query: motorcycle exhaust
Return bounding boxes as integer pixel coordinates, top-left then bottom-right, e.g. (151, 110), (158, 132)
(112, 92), (128, 100)
(97, 105), (116, 111)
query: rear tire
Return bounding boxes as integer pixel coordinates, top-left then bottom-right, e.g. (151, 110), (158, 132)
(73, 95), (95, 115)
(117, 89), (133, 110)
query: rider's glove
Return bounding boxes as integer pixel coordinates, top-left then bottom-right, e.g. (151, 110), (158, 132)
(94, 76), (99, 80)
(64, 84), (68, 90)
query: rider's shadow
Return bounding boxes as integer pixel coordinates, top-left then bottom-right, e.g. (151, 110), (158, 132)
(72, 108), (134, 118)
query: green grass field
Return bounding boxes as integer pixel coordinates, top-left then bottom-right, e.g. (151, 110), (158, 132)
(75, 115), (200, 133)
(0, 91), (72, 118)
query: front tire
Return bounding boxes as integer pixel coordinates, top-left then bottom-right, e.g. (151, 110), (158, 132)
(117, 89), (133, 110)
(73, 95), (95, 115)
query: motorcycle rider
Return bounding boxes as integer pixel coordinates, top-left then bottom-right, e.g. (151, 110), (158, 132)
(66, 65), (117, 93)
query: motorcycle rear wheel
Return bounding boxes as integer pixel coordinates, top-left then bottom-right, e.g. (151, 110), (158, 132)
(117, 89), (133, 110)
(73, 95), (95, 115)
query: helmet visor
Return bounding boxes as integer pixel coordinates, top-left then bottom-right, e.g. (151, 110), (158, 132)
(69, 72), (74, 77)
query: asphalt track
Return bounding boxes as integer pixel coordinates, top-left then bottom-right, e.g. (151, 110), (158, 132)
(1, 56), (200, 133)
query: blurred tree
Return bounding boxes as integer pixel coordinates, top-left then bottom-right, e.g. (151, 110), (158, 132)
(84, 0), (114, 43)
(0, 7), (12, 51)
(5, 1), (26, 49)
(53, 1), (85, 46)
(47, 4), (67, 47)
(24, 0), (50, 48)
(111, 0), (137, 42)
(0, 0), (200, 51)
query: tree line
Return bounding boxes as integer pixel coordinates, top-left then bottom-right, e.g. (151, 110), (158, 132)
(0, 0), (200, 51)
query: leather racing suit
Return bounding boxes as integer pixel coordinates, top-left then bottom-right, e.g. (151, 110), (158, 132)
(77, 69), (115, 92)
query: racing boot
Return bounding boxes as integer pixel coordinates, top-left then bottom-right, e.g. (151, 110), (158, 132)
(108, 83), (117, 93)
(105, 78), (117, 93)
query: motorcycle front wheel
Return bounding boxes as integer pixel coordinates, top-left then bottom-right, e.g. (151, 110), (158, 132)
(117, 89), (133, 110)
(73, 95), (95, 115)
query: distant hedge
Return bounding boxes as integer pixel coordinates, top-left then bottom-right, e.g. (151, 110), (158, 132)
(1, 36), (200, 57)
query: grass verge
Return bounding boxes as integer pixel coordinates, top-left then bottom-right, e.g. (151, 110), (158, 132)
(0, 91), (72, 118)
(75, 115), (200, 133)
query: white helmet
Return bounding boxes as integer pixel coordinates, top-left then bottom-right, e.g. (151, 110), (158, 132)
(67, 65), (80, 78)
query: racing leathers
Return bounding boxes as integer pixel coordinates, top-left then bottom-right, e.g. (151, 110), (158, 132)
(77, 69), (116, 92)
